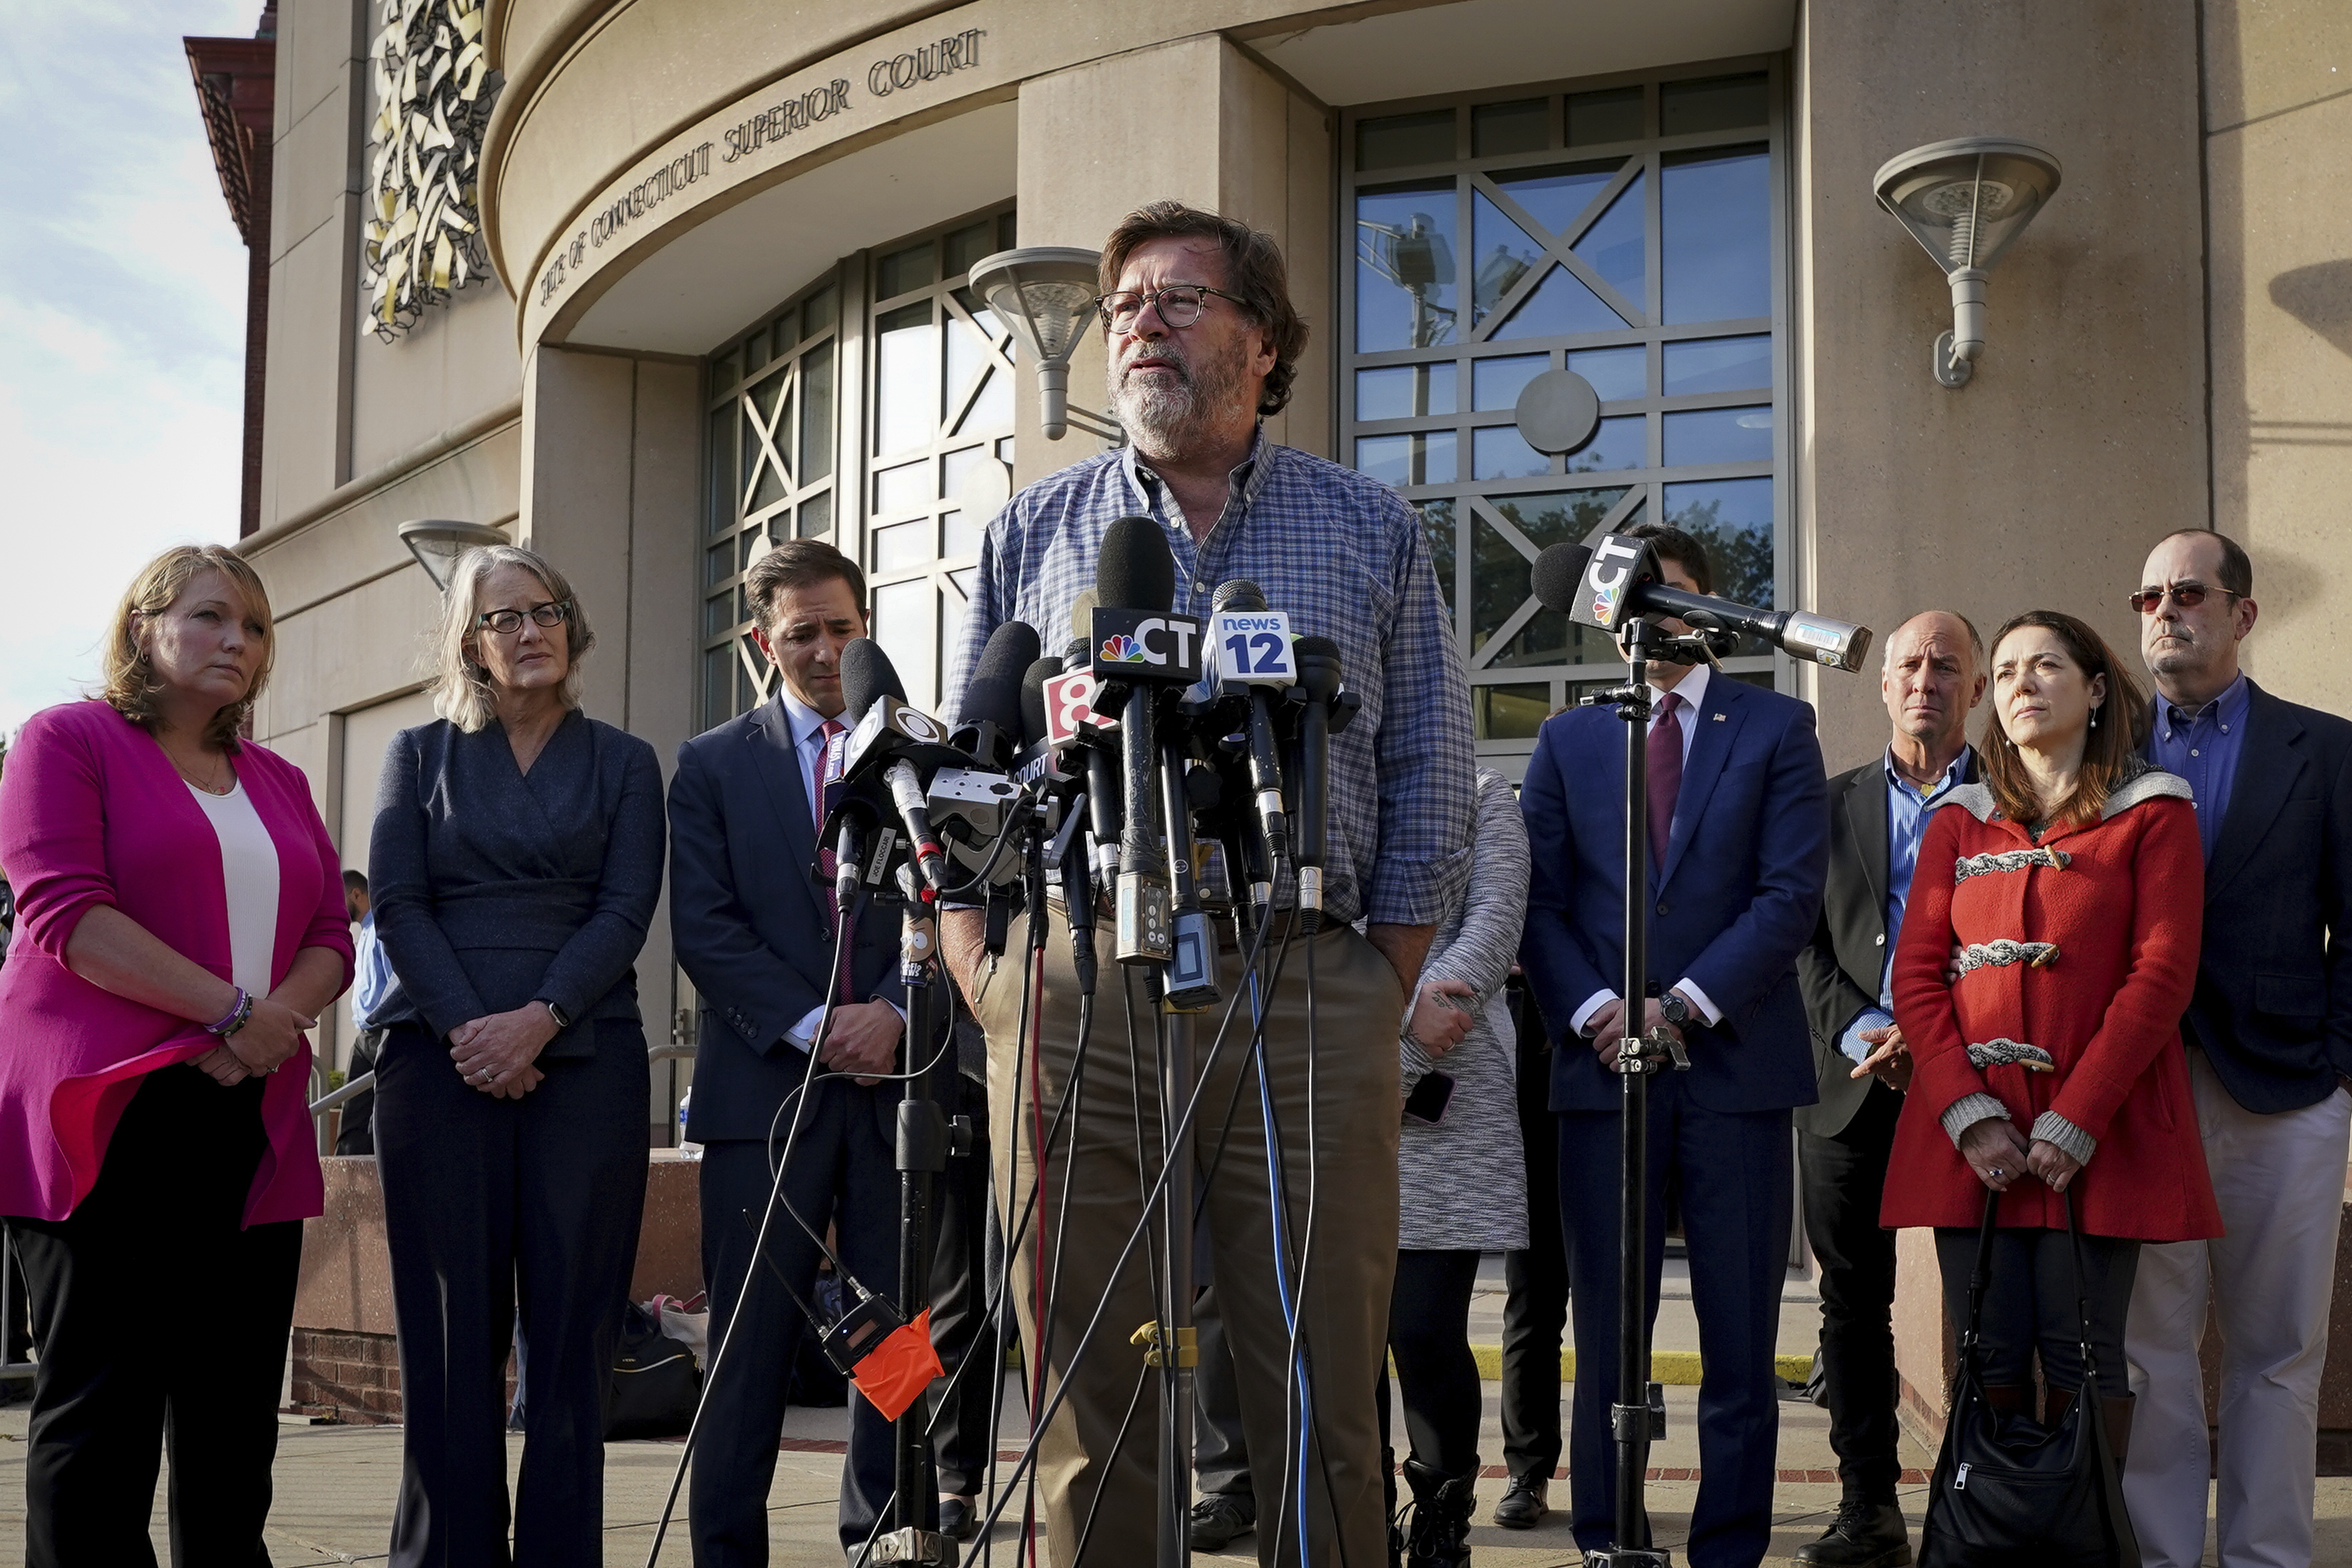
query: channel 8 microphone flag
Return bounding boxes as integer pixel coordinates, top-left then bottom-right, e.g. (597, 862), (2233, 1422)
(850, 1309), (944, 1422)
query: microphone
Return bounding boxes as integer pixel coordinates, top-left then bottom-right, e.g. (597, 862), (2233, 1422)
(1207, 579), (1291, 863)
(1019, 653), (1103, 996)
(953, 620), (1039, 772)
(1530, 536), (1874, 673)
(1094, 517), (1185, 965)
(1284, 636), (1344, 930)
(838, 639), (952, 898)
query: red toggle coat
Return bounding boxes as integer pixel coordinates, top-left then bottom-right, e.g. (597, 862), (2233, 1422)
(1882, 769), (2222, 1241)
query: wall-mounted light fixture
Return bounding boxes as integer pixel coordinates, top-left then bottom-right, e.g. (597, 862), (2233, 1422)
(397, 519), (508, 591)
(967, 247), (1121, 442)
(1874, 137), (2062, 388)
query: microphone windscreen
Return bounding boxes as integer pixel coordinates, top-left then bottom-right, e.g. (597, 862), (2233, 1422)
(1065, 588), (1099, 643)
(1096, 517), (1175, 612)
(1211, 579), (1267, 614)
(960, 620), (1041, 733)
(838, 637), (906, 724)
(1019, 656), (1063, 747)
(1293, 633), (1344, 703)
(1531, 544), (1595, 616)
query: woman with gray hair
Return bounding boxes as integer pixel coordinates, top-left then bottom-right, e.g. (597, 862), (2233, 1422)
(367, 544), (665, 1566)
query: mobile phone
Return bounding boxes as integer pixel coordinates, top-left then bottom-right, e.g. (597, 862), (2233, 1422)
(1402, 1069), (1455, 1125)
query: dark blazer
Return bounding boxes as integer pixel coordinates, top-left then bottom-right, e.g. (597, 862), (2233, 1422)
(370, 711), (666, 1057)
(2158, 680), (2352, 1113)
(1519, 673), (1830, 1115)
(1794, 748), (1980, 1138)
(669, 696), (906, 1144)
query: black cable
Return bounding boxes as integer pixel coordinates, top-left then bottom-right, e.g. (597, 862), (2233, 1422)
(1068, 1363), (1154, 1565)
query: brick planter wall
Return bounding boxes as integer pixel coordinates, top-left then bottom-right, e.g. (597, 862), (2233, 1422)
(289, 1151), (703, 1425)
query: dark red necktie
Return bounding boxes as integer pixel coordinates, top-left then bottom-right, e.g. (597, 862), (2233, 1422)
(813, 720), (858, 1007)
(1647, 690), (1683, 868)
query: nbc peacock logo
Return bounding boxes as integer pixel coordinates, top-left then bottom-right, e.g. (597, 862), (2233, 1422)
(1101, 633), (1147, 663)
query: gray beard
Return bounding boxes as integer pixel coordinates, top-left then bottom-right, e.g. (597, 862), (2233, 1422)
(1107, 334), (1251, 458)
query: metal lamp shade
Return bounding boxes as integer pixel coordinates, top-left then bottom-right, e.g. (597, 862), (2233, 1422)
(1873, 137), (2061, 387)
(397, 519), (509, 591)
(967, 246), (1103, 439)
(1873, 137), (2062, 273)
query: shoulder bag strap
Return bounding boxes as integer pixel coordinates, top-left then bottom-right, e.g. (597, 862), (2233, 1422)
(2063, 1183), (2143, 1568)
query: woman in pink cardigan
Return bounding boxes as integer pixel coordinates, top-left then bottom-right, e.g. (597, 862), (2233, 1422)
(0, 544), (351, 1567)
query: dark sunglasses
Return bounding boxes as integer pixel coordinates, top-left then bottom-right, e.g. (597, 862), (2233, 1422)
(2128, 583), (2239, 614)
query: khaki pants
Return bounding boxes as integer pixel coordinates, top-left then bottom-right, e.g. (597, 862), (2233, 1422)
(970, 913), (1404, 1567)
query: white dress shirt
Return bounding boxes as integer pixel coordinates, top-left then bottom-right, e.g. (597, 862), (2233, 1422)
(775, 688), (903, 1048)
(1569, 661), (1722, 1038)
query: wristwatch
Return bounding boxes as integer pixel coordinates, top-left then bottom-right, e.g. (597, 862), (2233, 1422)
(542, 999), (574, 1030)
(1658, 990), (1693, 1029)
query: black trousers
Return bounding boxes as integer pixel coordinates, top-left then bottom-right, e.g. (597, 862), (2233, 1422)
(692, 1078), (934, 1564)
(927, 1069), (999, 1499)
(1194, 1281), (1254, 1499)
(8, 1064), (302, 1568)
(1500, 982), (1567, 1485)
(1933, 1224), (2140, 1399)
(1377, 1249), (1485, 1480)
(374, 1019), (650, 1568)
(1797, 1078), (1903, 1504)
(1559, 1079), (1793, 1568)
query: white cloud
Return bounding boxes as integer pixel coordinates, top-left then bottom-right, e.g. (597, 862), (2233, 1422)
(0, 0), (259, 736)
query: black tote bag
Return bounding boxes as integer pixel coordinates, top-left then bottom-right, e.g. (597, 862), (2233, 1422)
(1918, 1187), (2140, 1568)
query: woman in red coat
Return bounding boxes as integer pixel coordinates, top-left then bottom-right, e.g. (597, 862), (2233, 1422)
(1884, 609), (2219, 1462)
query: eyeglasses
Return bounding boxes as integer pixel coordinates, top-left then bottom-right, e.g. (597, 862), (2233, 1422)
(476, 600), (572, 636)
(2128, 583), (2239, 614)
(1095, 284), (1248, 332)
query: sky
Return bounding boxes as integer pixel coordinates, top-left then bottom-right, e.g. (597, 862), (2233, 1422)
(0, 0), (258, 739)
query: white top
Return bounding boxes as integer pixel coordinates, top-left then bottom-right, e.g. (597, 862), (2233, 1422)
(773, 689), (904, 1047)
(186, 779), (281, 997)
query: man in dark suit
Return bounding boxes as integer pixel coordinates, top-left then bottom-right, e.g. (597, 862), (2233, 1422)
(1792, 610), (1983, 1565)
(669, 539), (927, 1565)
(1519, 522), (1830, 1567)
(2122, 529), (2352, 1568)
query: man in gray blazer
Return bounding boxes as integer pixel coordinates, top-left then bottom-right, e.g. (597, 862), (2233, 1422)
(1793, 610), (1983, 1567)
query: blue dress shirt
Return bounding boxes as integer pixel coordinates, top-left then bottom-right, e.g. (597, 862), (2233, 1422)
(2148, 673), (2249, 863)
(351, 910), (395, 1029)
(1838, 746), (1971, 1063)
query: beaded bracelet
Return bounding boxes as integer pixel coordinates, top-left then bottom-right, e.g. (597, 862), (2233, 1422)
(205, 987), (253, 1037)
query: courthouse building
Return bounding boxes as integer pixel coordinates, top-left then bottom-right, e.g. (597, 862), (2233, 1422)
(199, 0), (2347, 1432)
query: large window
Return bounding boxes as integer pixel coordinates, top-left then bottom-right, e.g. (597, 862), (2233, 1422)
(1343, 63), (1787, 765)
(700, 203), (1017, 724)
(865, 207), (1019, 713)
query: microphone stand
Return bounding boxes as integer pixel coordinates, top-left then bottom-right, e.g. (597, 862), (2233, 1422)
(1582, 614), (1692, 1568)
(883, 882), (956, 1568)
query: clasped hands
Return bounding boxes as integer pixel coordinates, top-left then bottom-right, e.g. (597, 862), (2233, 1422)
(1582, 994), (1682, 1070)
(450, 1004), (560, 1098)
(189, 992), (315, 1086)
(1958, 1116), (2082, 1193)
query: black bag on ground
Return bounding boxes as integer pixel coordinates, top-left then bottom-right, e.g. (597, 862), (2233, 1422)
(606, 1300), (701, 1440)
(1919, 1187), (2140, 1568)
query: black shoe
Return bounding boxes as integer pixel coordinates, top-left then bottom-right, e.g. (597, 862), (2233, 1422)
(938, 1495), (977, 1542)
(1189, 1492), (1256, 1552)
(1400, 1457), (1475, 1568)
(1793, 1500), (1910, 1567)
(1492, 1472), (1548, 1529)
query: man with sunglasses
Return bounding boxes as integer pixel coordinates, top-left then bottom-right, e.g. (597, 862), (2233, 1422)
(2120, 528), (2352, 1568)
(942, 200), (1472, 1568)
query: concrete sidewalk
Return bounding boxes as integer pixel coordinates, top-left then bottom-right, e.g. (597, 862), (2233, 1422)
(4, 1261), (2347, 1565)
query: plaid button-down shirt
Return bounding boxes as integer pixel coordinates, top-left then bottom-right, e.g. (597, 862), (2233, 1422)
(944, 428), (1475, 929)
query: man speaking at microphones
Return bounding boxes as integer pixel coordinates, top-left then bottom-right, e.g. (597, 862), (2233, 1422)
(1518, 521), (1828, 1567)
(942, 200), (1472, 1566)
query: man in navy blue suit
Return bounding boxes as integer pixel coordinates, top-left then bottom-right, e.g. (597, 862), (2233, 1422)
(668, 539), (928, 1566)
(1519, 522), (1829, 1567)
